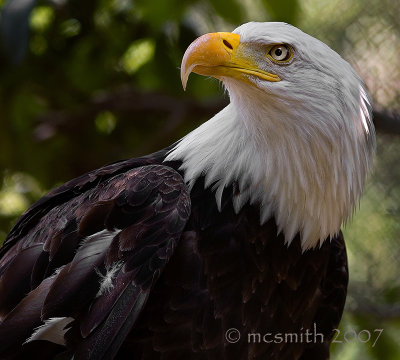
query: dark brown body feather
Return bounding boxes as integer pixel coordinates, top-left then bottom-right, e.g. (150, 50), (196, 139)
(0, 148), (348, 360)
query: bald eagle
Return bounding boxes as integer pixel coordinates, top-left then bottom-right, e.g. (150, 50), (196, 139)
(0, 22), (374, 360)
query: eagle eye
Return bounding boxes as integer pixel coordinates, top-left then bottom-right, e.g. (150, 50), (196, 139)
(268, 44), (292, 63)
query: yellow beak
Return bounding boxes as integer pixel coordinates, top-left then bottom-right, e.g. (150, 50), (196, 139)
(180, 32), (281, 89)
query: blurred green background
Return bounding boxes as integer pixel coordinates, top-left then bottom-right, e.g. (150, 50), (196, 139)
(0, 0), (399, 358)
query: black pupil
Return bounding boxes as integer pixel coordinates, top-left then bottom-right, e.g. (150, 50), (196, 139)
(275, 48), (283, 57)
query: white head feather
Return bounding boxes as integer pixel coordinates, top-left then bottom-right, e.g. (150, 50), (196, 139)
(165, 22), (375, 250)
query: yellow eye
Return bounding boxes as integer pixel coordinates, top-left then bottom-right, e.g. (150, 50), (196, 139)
(268, 44), (291, 62)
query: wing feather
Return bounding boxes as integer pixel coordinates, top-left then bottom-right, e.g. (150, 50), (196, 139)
(0, 161), (190, 359)
(0, 244), (43, 317)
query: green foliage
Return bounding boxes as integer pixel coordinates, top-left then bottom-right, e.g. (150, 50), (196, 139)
(95, 111), (117, 134)
(121, 38), (156, 74)
(209, 0), (244, 24)
(30, 6), (54, 32)
(261, 0), (300, 24)
(135, 0), (190, 29)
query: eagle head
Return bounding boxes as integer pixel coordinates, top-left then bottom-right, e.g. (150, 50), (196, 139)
(168, 22), (375, 250)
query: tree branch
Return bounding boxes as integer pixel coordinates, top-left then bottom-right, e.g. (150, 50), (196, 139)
(372, 108), (400, 135)
(34, 86), (400, 141)
(34, 85), (228, 142)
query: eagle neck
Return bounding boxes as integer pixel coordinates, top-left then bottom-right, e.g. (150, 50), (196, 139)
(165, 91), (372, 250)
(165, 103), (254, 202)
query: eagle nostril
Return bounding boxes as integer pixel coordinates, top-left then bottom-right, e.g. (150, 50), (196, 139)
(223, 39), (233, 50)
